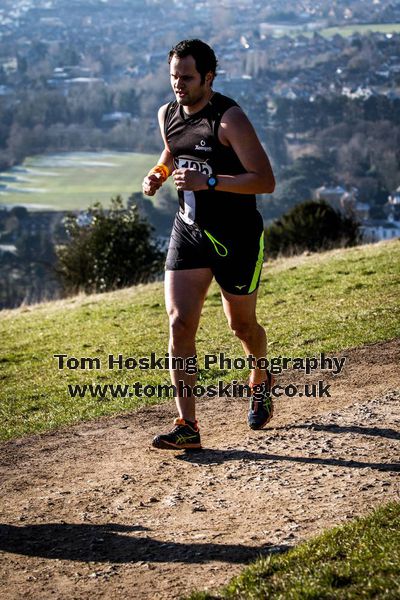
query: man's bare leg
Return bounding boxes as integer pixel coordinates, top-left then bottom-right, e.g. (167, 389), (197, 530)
(165, 268), (213, 421)
(220, 287), (274, 429)
(220, 288), (267, 385)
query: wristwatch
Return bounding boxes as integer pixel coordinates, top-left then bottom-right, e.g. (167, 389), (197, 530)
(207, 175), (218, 191)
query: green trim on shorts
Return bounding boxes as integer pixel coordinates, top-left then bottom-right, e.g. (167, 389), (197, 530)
(248, 231), (265, 294)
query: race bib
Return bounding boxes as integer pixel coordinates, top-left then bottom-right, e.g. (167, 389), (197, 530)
(175, 157), (213, 225)
(177, 156), (212, 175)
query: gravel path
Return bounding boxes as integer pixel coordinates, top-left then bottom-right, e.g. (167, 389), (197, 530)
(1, 338), (399, 599)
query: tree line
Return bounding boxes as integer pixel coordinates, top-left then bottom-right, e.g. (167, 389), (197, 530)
(0, 195), (360, 309)
(0, 81), (165, 171)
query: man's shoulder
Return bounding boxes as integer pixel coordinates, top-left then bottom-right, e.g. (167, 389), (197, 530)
(158, 101), (177, 115)
(210, 92), (240, 113)
(158, 101), (179, 132)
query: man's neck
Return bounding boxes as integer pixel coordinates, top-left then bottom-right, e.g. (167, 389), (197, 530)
(182, 89), (215, 115)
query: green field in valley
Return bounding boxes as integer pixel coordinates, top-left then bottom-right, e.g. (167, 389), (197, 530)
(319, 23), (400, 38)
(0, 151), (160, 211)
(276, 21), (400, 38)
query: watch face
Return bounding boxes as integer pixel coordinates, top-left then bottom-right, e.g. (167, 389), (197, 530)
(208, 177), (217, 187)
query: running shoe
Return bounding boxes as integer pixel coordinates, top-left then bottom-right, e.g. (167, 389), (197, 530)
(247, 371), (274, 430)
(152, 418), (202, 450)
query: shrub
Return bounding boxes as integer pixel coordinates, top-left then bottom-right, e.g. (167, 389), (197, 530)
(56, 195), (164, 294)
(265, 200), (361, 257)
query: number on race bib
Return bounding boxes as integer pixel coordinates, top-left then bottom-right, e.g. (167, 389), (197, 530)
(177, 157), (212, 175)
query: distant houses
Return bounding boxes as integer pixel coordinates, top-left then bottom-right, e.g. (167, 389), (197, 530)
(47, 65), (104, 90)
(0, 205), (69, 250)
(315, 184), (400, 242)
(360, 217), (400, 242)
(364, 186), (400, 241)
(101, 112), (133, 125)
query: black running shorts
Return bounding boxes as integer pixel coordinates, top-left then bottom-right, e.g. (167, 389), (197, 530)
(165, 212), (265, 295)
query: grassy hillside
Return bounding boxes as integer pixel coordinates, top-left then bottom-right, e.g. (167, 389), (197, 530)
(0, 151), (163, 210)
(188, 502), (400, 600)
(0, 239), (399, 441)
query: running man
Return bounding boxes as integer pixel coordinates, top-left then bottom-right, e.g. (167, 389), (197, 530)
(142, 39), (275, 449)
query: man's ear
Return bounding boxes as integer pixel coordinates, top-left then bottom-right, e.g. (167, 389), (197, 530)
(205, 71), (214, 86)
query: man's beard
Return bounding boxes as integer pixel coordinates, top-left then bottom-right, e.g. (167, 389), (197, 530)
(176, 86), (206, 106)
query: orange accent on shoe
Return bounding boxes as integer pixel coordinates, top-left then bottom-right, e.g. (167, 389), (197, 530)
(174, 417), (199, 430)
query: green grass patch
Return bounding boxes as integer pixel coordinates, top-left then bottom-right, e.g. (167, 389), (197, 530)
(0, 239), (399, 441)
(0, 151), (163, 210)
(187, 502), (400, 599)
(270, 22), (400, 39)
(318, 23), (400, 38)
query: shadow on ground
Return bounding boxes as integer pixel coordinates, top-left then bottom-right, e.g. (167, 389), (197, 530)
(0, 523), (290, 564)
(175, 448), (400, 471)
(272, 423), (400, 441)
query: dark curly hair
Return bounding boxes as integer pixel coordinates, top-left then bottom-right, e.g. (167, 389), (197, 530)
(168, 39), (218, 84)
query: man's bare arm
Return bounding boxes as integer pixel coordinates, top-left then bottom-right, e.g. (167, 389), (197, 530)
(172, 106), (275, 195)
(142, 104), (174, 196)
(156, 104), (174, 172)
(216, 106), (275, 193)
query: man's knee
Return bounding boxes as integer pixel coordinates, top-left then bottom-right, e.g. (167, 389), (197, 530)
(228, 318), (258, 342)
(168, 312), (197, 343)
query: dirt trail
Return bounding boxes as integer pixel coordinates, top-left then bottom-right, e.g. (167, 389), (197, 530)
(1, 339), (399, 600)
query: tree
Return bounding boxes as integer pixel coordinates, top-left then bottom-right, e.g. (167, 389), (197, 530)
(281, 156), (332, 189)
(265, 200), (360, 258)
(270, 175), (314, 216)
(56, 196), (164, 294)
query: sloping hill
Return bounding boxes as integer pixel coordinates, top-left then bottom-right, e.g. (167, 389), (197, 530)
(0, 240), (399, 599)
(1, 240), (399, 441)
(0, 339), (399, 599)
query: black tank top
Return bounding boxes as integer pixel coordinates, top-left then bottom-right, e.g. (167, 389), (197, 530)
(164, 92), (257, 231)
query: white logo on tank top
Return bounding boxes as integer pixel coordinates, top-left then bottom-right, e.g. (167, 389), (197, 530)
(195, 139), (212, 152)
